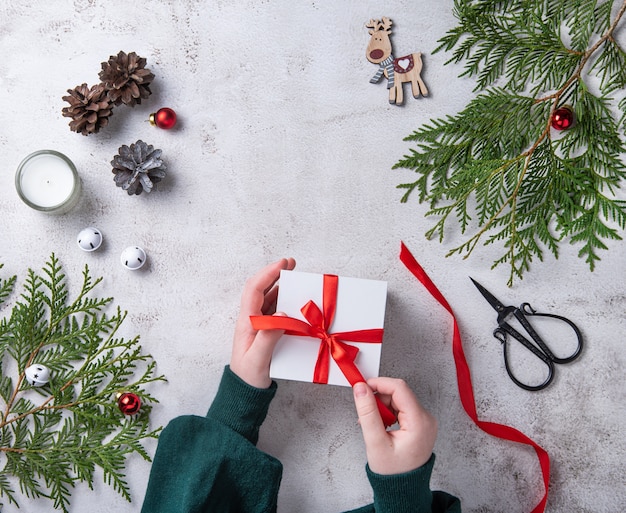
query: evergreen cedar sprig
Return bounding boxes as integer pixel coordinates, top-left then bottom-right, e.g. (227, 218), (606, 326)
(0, 255), (165, 512)
(394, 0), (626, 285)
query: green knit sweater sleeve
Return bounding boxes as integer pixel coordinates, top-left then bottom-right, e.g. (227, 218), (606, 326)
(343, 455), (461, 513)
(207, 365), (278, 445)
(140, 366), (283, 513)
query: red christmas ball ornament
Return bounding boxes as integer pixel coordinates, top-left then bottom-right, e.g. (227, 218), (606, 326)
(117, 392), (141, 415)
(149, 107), (177, 129)
(551, 106), (574, 130)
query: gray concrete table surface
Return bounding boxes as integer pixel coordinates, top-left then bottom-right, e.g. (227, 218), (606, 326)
(0, 1), (624, 512)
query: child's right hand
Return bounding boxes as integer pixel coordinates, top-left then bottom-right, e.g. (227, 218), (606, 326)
(352, 378), (437, 475)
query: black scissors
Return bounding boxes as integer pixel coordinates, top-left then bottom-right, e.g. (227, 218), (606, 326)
(470, 278), (583, 391)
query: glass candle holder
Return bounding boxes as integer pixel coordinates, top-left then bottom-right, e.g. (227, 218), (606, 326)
(15, 150), (81, 214)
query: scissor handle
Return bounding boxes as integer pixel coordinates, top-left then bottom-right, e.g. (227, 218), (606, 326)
(494, 327), (555, 391)
(518, 303), (583, 364)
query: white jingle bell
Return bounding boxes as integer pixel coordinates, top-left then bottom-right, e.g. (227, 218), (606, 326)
(121, 246), (147, 270)
(77, 227), (103, 252)
(25, 364), (51, 387)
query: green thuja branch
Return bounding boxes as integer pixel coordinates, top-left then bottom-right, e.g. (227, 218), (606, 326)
(0, 254), (166, 512)
(394, 0), (626, 285)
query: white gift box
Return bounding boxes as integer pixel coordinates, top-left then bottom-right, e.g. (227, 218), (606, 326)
(270, 270), (388, 387)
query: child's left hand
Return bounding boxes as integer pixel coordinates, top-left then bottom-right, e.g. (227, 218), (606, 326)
(230, 258), (296, 388)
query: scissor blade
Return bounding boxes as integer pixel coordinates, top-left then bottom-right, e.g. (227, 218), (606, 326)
(469, 278), (507, 313)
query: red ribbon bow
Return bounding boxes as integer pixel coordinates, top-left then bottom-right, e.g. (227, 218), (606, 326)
(400, 242), (550, 513)
(250, 274), (396, 427)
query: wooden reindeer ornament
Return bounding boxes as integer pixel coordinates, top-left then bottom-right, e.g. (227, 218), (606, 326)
(366, 17), (428, 105)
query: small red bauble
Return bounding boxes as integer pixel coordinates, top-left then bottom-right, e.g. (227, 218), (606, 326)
(551, 106), (574, 130)
(117, 392), (141, 415)
(149, 107), (177, 129)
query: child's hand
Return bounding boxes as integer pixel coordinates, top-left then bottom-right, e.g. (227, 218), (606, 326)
(230, 258), (296, 389)
(352, 378), (437, 475)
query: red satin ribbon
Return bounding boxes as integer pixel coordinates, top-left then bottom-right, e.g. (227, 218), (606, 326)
(399, 242), (549, 513)
(250, 274), (397, 427)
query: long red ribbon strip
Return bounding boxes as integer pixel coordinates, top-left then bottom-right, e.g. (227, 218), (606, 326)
(399, 242), (550, 513)
(250, 274), (397, 427)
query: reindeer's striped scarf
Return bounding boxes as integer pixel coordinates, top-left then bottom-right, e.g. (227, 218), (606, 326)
(370, 55), (395, 89)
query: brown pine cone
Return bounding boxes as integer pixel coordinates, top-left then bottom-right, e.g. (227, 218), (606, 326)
(61, 83), (113, 136)
(99, 51), (154, 107)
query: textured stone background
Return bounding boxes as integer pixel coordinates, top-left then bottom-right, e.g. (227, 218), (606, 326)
(0, 1), (624, 512)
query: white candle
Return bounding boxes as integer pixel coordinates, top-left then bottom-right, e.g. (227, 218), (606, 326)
(15, 150), (81, 214)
